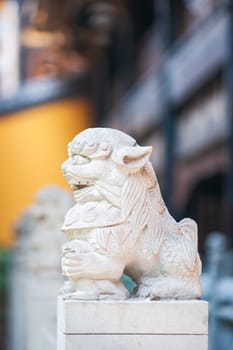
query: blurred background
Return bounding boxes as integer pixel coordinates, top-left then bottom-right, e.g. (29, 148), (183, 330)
(0, 0), (233, 349)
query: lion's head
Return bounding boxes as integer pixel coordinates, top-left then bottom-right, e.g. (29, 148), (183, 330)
(62, 128), (167, 250)
(62, 128), (153, 196)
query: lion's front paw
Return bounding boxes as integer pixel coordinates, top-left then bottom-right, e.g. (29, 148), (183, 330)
(62, 239), (93, 255)
(62, 240), (96, 278)
(62, 252), (94, 278)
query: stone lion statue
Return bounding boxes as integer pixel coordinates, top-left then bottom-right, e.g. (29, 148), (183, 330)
(61, 128), (202, 300)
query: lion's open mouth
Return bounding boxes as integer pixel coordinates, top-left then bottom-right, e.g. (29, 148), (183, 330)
(65, 172), (92, 191)
(71, 183), (90, 191)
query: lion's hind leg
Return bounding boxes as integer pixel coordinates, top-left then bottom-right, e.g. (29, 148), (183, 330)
(136, 232), (202, 299)
(137, 276), (201, 299)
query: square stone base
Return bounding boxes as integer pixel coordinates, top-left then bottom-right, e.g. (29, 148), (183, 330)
(57, 296), (208, 350)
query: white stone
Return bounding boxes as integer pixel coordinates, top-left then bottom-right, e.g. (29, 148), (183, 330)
(61, 128), (202, 300)
(57, 297), (208, 350)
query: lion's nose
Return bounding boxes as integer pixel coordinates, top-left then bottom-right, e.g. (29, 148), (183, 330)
(62, 161), (68, 175)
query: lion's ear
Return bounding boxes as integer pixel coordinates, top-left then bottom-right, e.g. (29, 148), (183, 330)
(112, 145), (152, 170)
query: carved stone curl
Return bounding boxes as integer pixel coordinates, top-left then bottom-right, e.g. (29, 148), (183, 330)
(61, 128), (202, 300)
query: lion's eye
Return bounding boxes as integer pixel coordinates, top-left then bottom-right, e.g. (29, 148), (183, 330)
(71, 155), (90, 165)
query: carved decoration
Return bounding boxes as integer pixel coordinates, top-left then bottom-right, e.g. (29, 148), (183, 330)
(61, 128), (202, 299)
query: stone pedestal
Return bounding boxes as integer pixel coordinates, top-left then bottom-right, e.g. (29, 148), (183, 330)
(57, 297), (208, 350)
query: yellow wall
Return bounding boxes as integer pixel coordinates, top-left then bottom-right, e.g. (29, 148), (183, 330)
(0, 97), (92, 247)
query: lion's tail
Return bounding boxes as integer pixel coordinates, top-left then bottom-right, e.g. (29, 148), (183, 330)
(178, 218), (198, 250)
(178, 218), (202, 275)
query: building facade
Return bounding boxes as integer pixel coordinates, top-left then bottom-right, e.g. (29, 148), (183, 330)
(96, 0), (233, 254)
